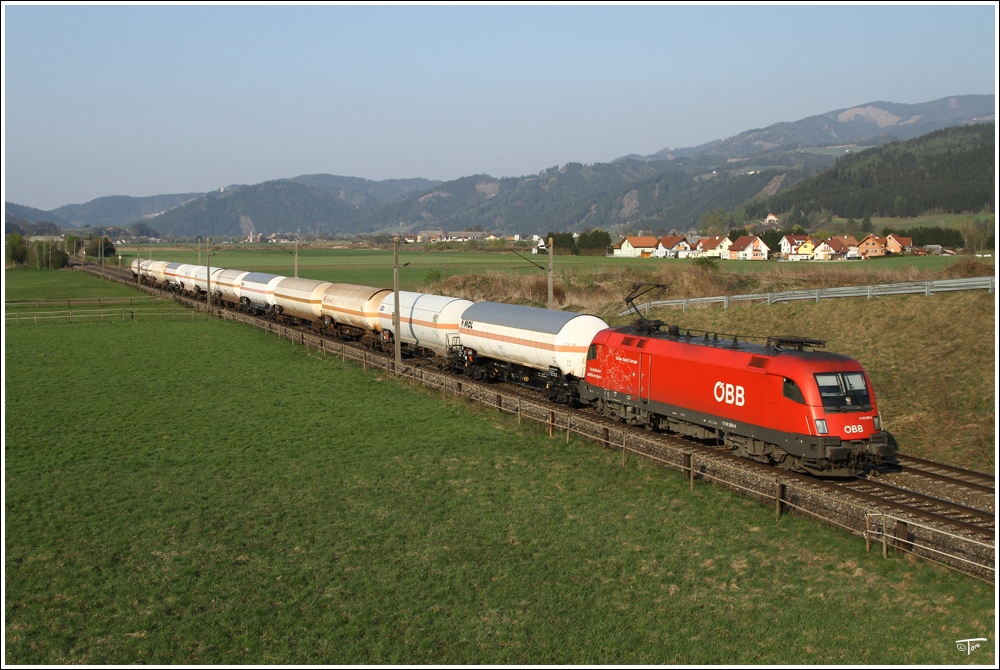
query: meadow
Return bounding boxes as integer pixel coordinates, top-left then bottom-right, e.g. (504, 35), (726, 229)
(113, 242), (972, 297)
(3, 268), (996, 665)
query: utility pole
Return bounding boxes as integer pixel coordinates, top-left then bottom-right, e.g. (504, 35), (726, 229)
(547, 236), (554, 309)
(206, 238), (212, 311)
(393, 237), (402, 373)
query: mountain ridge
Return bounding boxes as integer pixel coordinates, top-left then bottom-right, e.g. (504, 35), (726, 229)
(6, 94), (993, 238)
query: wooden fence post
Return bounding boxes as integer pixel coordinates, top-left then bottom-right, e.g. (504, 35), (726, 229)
(774, 478), (784, 521)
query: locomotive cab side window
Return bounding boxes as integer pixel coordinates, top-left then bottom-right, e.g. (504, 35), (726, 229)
(814, 372), (872, 411)
(782, 377), (805, 404)
(587, 343), (598, 361)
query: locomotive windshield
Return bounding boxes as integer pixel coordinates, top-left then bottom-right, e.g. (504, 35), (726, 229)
(814, 372), (872, 411)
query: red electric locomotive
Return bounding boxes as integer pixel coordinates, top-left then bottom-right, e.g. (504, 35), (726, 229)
(577, 323), (895, 477)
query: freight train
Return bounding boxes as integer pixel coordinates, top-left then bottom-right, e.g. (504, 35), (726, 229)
(131, 259), (895, 476)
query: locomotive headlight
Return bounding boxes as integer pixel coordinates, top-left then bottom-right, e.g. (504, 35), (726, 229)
(815, 419), (829, 435)
(874, 414), (882, 431)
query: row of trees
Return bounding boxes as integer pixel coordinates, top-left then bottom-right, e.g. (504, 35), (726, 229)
(544, 229), (613, 256)
(6, 233), (116, 269)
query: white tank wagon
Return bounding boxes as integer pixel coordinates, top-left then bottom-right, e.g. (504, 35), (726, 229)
(188, 266), (226, 297)
(131, 259), (157, 282)
(319, 284), (393, 343)
(273, 276), (335, 324)
(213, 268), (251, 307)
(239, 272), (285, 314)
(165, 263), (203, 293)
(455, 302), (610, 402)
(377, 291), (474, 358)
(137, 260), (173, 288)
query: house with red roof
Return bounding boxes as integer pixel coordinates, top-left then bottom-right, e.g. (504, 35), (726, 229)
(727, 235), (769, 261)
(858, 234), (887, 258)
(814, 237), (849, 261)
(612, 236), (659, 258)
(886, 233), (913, 254)
(653, 235), (692, 258)
(695, 236), (733, 258)
(830, 235), (860, 260)
(780, 234), (813, 261)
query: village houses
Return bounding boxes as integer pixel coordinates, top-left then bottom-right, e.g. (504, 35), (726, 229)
(695, 236), (733, 258)
(727, 235), (769, 261)
(780, 234), (813, 261)
(612, 235), (659, 258)
(812, 236), (860, 261)
(885, 233), (913, 254)
(652, 235), (693, 259)
(858, 234), (887, 258)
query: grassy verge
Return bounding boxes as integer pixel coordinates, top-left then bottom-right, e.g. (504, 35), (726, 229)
(5, 315), (995, 664)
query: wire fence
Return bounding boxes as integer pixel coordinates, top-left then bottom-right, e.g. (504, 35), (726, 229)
(5, 296), (163, 309)
(5, 307), (211, 324)
(621, 276), (996, 315)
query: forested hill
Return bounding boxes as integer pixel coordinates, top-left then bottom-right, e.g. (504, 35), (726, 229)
(9, 95), (993, 239)
(744, 123), (995, 220)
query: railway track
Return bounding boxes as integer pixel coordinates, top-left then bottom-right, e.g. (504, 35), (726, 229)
(893, 454), (995, 494)
(76, 262), (997, 581)
(835, 477), (994, 539)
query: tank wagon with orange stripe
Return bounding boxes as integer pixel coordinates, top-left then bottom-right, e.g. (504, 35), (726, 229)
(376, 291), (474, 361)
(273, 277), (335, 323)
(213, 268), (251, 307)
(131, 259), (173, 288)
(171, 264), (203, 293)
(317, 284), (393, 345)
(187, 266), (224, 297)
(453, 302), (610, 403)
(239, 272), (285, 314)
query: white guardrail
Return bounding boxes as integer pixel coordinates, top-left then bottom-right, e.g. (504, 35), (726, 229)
(622, 276), (996, 316)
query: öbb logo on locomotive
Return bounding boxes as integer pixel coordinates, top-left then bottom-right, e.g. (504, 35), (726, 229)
(132, 261), (897, 478)
(713, 381), (745, 406)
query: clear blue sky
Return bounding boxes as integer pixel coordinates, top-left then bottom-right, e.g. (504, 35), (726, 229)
(3, 2), (997, 211)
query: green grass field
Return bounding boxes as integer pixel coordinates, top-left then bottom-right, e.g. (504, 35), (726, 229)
(3, 269), (996, 665)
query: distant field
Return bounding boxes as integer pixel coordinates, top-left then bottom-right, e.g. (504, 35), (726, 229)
(5, 305), (995, 664)
(4, 268), (145, 301)
(112, 245), (980, 291)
